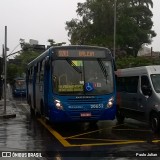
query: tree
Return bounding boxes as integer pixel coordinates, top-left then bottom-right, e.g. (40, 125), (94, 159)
(116, 0), (156, 56)
(66, 0), (115, 47)
(7, 42), (42, 83)
(48, 39), (56, 46)
(65, 0), (156, 57)
(7, 39), (66, 83)
(47, 39), (66, 46)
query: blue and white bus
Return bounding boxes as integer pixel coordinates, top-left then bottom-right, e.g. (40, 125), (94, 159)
(12, 77), (26, 97)
(26, 45), (116, 123)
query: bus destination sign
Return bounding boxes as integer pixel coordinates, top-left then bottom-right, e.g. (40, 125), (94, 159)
(56, 49), (106, 58)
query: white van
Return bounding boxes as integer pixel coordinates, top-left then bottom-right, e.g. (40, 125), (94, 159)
(115, 65), (160, 133)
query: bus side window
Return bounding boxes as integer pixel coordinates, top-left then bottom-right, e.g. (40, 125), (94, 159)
(37, 62), (42, 83)
(35, 64), (39, 83)
(29, 68), (33, 84)
(40, 60), (44, 82)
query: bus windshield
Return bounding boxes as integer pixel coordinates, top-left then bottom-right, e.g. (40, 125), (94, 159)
(15, 80), (26, 89)
(151, 74), (160, 93)
(52, 59), (113, 95)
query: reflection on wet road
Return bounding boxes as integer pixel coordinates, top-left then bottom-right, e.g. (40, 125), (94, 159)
(0, 97), (160, 160)
(39, 117), (160, 146)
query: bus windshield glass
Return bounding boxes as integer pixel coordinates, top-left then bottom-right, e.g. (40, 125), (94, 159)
(52, 59), (113, 95)
(151, 74), (160, 93)
(15, 80), (26, 89)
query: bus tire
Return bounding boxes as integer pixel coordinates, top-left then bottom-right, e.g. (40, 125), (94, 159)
(116, 108), (125, 124)
(30, 106), (35, 117)
(150, 112), (160, 133)
(28, 96), (35, 117)
(40, 101), (44, 116)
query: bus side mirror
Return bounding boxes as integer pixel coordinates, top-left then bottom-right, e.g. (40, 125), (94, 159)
(142, 85), (152, 97)
(45, 56), (50, 69)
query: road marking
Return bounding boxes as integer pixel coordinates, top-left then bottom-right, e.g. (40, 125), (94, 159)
(38, 118), (71, 147)
(38, 119), (160, 147)
(67, 137), (137, 142)
(112, 128), (151, 132)
(68, 140), (146, 147)
(65, 124), (124, 139)
(152, 140), (160, 143)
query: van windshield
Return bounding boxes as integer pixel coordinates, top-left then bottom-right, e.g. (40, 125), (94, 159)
(151, 74), (160, 93)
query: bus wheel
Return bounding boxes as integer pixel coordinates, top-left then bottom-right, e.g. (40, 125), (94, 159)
(150, 112), (160, 133)
(40, 101), (44, 116)
(28, 97), (35, 117)
(116, 109), (125, 124)
(30, 105), (35, 117)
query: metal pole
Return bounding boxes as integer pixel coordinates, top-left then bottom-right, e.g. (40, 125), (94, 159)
(113, 0), (117, 60)
(4, 26), (7, 113)
(2, 45), (4, 101)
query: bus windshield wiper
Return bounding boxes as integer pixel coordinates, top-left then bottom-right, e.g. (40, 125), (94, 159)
(66, 58), (82, 74)
(98, 59), (108, 80)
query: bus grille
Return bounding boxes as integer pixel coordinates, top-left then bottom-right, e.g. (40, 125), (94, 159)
(67, 97), (103, 104)
(66, 97), (105, 112)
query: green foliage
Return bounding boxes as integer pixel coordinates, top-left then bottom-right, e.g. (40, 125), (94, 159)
(7, 39), (66, 83)
(65, 0), (156, 57)
(7, 43), (42, 83)
(66, 0), (115, 47)
(116, 0), (156, 56)
(116, 56), (160, 69)
(48, 39), (66, 46)
(7, 64), (22, 84)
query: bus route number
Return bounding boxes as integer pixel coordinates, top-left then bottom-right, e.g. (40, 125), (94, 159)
(58, 50), (69, 57)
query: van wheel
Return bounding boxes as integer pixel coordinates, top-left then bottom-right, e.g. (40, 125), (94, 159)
(116, 109), (125, 124)
(150, 112), (160, 133)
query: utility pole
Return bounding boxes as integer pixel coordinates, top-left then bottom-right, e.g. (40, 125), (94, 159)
(4, 26), (7, 113)
(0, 26), (16, 119)
(113, 0), (117, 60)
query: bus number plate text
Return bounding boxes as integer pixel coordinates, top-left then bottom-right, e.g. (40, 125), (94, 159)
(80, 112), (91, 117)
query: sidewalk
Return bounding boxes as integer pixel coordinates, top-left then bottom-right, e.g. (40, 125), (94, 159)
(0, 99), (16, 118)
(0, 84), (16, 119)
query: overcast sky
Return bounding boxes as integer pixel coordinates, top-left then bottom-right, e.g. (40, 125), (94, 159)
(0, 0), (160, 57)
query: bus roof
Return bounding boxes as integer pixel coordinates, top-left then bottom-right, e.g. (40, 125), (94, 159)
(27, 45), (112, 69)
(14, 77), (25, 80)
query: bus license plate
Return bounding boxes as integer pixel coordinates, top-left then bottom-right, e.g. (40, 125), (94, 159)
(80, 112), (91, 117)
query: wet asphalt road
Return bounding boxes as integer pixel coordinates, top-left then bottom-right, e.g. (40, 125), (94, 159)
(0, 96), (160, 160)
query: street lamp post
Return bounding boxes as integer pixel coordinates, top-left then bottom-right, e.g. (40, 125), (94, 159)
(113, 0), (117, 60)
(4, 26), (7, 113)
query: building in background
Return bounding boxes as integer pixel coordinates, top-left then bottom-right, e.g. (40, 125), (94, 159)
(29, 39), (38, 45)
(138, 46), (160, 58)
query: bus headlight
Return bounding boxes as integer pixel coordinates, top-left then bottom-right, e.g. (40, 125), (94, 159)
(107, 97), (114, 108)
(54, 99), (63, 110)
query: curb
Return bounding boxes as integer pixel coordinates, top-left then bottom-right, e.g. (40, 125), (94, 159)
(0, 113), (16, 119)
(0, 98), (16, 119)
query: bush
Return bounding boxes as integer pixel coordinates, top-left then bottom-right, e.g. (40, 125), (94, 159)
(116, 56), (160, 69)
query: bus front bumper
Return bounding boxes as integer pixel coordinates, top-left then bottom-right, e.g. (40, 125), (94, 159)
(49, 106), (116, 123)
